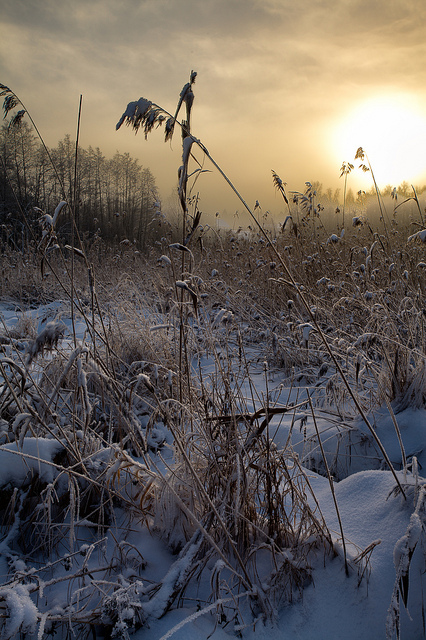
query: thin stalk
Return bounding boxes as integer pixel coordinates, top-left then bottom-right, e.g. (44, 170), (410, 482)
(361, 151), (390, 242)
(411, 185), (425, 226)
(71, 94), (83, 347)
(263, 360), (274, 537)
(343, 171), (347, 229)
(307, 391), (349, 576)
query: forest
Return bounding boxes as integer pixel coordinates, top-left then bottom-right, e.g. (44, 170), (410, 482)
(0, 122), (160, 252)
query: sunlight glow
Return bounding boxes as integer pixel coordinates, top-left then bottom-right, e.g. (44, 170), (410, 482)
(332, 94), (426, 187)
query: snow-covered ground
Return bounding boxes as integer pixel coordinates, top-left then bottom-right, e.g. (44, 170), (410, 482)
(0, 298), (425, 640)
(145, 470), (423, 640)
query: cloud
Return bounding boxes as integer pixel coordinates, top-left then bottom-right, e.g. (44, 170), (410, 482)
(2, 0), (426, 215)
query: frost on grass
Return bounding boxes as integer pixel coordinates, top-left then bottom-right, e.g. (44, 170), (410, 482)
(0, 584), (38, 639)
(386, 486), (426, 639)
(26, 320), (66, 364)
(5, 73), (426, 639)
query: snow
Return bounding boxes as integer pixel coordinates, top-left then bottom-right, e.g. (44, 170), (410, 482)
(408, 229), (426, 243)
(116, 98), (152, 131)
(136, 469), (422, 640)
(0, 300), (425, 640)
(0, 438), (64, 487)
(0, 584), (38, 638)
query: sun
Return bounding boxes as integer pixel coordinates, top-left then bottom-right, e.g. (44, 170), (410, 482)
(331, 94), (426, 187)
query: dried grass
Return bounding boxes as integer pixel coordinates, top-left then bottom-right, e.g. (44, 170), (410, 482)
(1, 74), (426, 638)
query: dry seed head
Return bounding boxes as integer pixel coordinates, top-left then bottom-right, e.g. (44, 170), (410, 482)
(2, 93), (20, 117)
(116, 97), (152, 131)
(8, 109), (27, 128)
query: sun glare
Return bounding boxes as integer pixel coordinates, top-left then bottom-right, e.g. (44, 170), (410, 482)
(332, 94), (426, 187)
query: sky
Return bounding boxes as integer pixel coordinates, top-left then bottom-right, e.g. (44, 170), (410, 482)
(2, 0), (426, 221)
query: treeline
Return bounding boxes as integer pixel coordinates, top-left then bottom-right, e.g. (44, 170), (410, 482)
(0, 121), (162, 252)
(309, 180), (426, 205)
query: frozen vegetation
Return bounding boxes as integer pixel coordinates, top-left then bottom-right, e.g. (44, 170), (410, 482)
(1, 229), (426, 640)
(1, 74), (426, 640)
